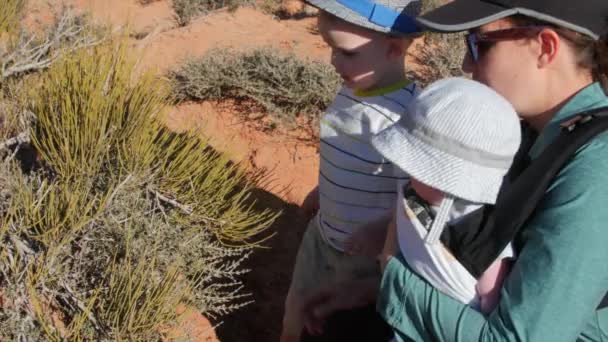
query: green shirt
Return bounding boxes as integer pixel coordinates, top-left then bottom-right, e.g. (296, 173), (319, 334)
(378, 82), (608, 341)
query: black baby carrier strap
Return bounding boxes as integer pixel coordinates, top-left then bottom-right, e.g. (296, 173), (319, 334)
(440, 106), (608, 310)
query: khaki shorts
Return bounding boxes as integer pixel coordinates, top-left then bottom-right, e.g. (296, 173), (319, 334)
(282, 215), (379, 337)
(290, 216), (380, 295)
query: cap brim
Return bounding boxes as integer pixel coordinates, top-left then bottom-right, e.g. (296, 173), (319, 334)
(417, 0), (517, 33)
(304, 0), (421, 35)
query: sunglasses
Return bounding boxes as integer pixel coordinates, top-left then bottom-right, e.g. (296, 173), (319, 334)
(465, 26), (546, 63)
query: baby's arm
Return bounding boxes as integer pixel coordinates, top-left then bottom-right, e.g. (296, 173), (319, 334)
(476, 258), (512, 314)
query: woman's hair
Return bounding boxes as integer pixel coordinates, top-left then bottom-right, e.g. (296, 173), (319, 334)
(508, 15), (608, 92)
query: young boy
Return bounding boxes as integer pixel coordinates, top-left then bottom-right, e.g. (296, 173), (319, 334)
(371, 77), (522, 314)
(281, 1), (422, 341)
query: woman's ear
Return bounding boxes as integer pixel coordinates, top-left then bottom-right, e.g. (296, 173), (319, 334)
(537, 28), (561, 68)
(386, 37), (413, 60)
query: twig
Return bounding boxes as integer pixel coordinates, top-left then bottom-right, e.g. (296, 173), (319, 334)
(8, 233), (34, 257)
(148, 187), (193, 214)
(61, 282), (103, 332)
(147, 187), (228, 225)
(106, 174), (133, 204)
(0, 131), (29, 151)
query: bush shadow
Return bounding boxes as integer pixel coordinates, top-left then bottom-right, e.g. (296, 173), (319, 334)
(215, 186), (308, 342)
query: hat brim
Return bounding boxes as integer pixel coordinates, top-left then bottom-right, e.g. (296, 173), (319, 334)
(416, 0), (601, 39)
(416, 0), (516, 33)
(371, 123), (506, 204)
(305, 0), (419, 36)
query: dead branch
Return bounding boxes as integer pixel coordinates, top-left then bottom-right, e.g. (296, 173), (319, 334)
(148, 187), (229, 226)
(148, 187), (193, 214)
(0, 131), (29, 151)
(8, 233), (34, 257)
(61, 282), (103, 332)
(0, 8), (101, 80)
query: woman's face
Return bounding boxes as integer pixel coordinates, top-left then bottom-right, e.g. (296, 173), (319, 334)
(462, 19), (543, 117)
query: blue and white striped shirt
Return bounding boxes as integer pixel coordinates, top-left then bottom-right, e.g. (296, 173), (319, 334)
(318, 82), (418, 251)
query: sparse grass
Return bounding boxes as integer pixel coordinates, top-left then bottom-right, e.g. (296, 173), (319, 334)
(0, 0), (25, 35)
(0, 37), (278, 340)
(407, 0), (466, 87)
(170, 47), (340, 126)
(172, 0), (253, 26)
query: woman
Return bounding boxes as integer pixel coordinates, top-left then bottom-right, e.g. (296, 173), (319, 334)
(304, 0), (608, 340)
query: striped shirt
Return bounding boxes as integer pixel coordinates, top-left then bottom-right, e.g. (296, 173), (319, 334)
(318, 82), (419, 251)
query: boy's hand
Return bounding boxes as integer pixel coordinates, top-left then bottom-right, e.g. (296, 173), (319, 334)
(301, 186), (320, 220)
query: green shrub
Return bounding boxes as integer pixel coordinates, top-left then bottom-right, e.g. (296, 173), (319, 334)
(0, 39), (278, 340)
(172, 0), (253, 26)
(407, 0), (466, 87)
(0, 79), (28, 141)
(170, 47), (341, 126)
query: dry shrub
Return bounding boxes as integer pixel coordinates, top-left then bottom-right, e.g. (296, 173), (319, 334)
(172, 0), (254, 26)
(0, 6), (101, 81)
(407, 0), (467, 87)
(257, 0), (283, 16)
(0, 38), (278, 341)
(138, 0), (162, 4)
(258, 0), (317, 19)
(170, 47), (340, 126)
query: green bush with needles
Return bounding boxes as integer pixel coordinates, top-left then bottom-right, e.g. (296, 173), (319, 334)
(0, 39), (278, 340)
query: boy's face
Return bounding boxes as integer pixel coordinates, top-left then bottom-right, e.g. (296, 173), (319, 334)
(318, 14), (399, 90)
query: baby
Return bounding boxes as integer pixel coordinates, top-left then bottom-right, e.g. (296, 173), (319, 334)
(371, 77), (521, 313)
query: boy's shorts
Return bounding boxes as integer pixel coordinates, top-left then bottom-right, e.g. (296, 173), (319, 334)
(289, 214), (380, 299)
